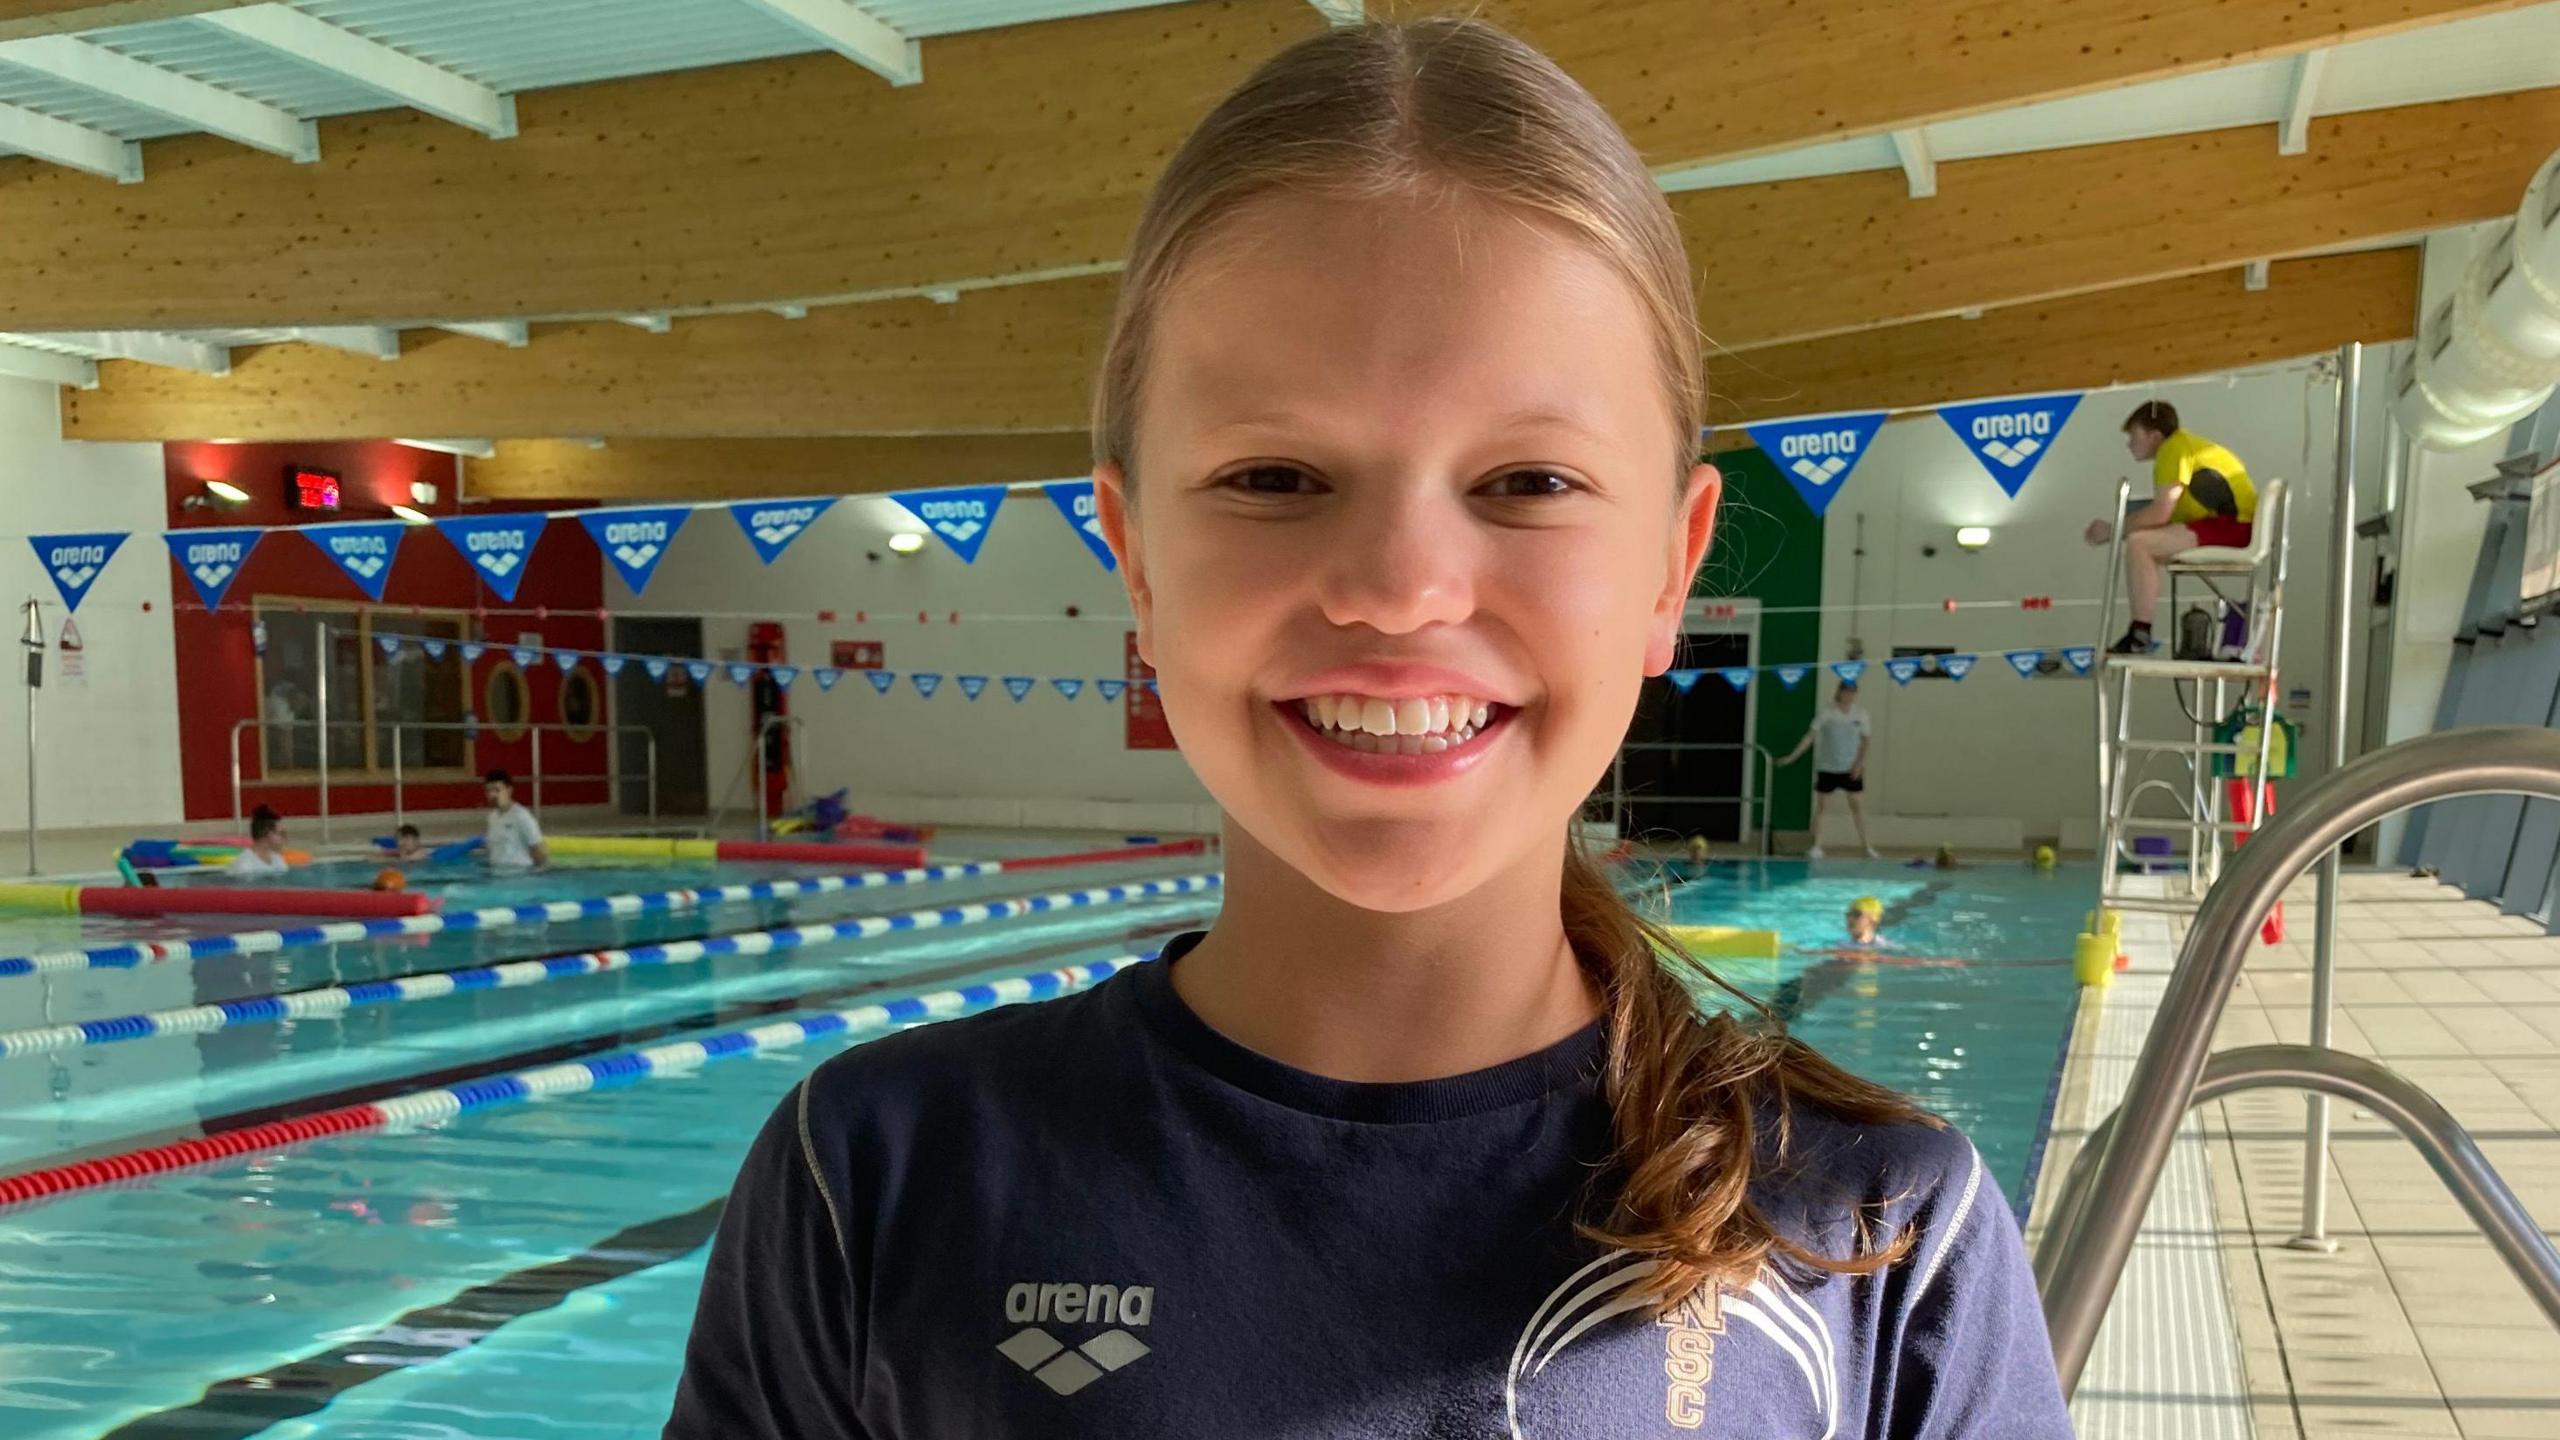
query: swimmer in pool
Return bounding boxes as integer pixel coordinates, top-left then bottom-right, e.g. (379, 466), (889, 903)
(389, 824), (427, 862)
(1845, 896), (1885, 948)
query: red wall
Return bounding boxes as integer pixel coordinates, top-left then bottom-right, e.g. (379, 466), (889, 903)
(166, 441), (608, 823)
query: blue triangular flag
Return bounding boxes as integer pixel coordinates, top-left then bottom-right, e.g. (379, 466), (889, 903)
(1042, 480), (1117, 572)
(163, 528), (261, 609)
(1719, 667), (1753, 692)
(2004, 649), (2045, 678)
(579, 507), (692, 594)
(303, 522), (406, 602)
(1831, 660), (1868, 686)
(1051, 677), (1085, 701)
(1097, 678), (1128, 702)
(1003, 676), (1035, 702)
(1884, 657), (1923, 686)
(865, 669), (897, 696)
(433, 513), (547, 602)
(911, 672), (944, 698)
(957, 674), (989, 701)
(599, 653), (627, 676)
(888, 485), (1008, 564)
(771, 665), (799, 690)
(1743, 413), (1888, 518)
(422, 638), (449, 661)
(813, 666), (843, 692)
(1665, 669), (1702, 693)
(1141, 678), (1159, 695)
(2062, 646), (2096, 675)
(729, 498), (837, 565)
(375, 633), (403, 658)
(509, 646), (537, 668)
(725, 662), (754, 687)
(552, 650), (581, 673)
(684, 660), (714, 685)
(1941, 653), (1976, 681)
(461, 642), (486, 664)
(1773, 664), (1810, 690)
(1937, 394), (2082, 498)
(643, 657), (670, 681)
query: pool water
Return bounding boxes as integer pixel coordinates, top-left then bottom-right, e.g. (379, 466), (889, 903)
(0, 855), (2086, 1439)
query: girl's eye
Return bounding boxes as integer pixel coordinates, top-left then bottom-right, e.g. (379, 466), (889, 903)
(1481, 469), (1578, 498)
(1222, 465), (1322, 497)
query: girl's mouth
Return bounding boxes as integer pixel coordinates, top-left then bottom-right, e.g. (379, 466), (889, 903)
(1285, 692), (1513, 756)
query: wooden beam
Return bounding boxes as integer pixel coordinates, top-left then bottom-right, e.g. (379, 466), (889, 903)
(1680, 88), (2555, 351)
(0, 1), (254, 40)
(1702, 250), (2416, 434)
(62, 251), (2416, 443)
(0, 0), (2521, 329)
(466, 434), (1095, 502)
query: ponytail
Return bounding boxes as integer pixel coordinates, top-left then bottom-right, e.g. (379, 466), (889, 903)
(1561, 841), (1937, 1311)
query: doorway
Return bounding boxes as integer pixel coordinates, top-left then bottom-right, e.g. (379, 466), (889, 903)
(613, 616), (708, 819)
(1615, 600), (1762, 847)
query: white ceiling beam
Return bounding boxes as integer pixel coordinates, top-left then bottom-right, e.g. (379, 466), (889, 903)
(0, 35), (315, 161)
(0, 97), (137, 181)
(618, 313), (671, 333)
(0, 340), (95, 388)
(1889, 128), (1936, 199)
(33, 329), (230, 373)
(199, 5), (516, 140)
(2279, 49), (2328, 157)
(733, 0), (920, 87)
(286, 326), (400, 359)
(1307, 0), (1364, 24)
(394, 437), (496, 458)
(2244, 259), (2271, 292)
(437, 320), (528, 347)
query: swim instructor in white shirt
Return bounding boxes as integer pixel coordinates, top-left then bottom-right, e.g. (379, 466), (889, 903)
(483, 768), (549, 869)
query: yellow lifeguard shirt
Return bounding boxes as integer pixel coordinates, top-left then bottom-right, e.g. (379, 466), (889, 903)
(2152, 430), (2256, 524)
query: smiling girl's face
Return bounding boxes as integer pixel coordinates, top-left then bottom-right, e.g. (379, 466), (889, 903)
(1101, 191), (1717, 913)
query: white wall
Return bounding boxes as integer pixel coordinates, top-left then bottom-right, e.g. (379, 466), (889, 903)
(0, 376), (184, 840)
(1805, 351), (2399, 846)
(608, 492), (1216, 830)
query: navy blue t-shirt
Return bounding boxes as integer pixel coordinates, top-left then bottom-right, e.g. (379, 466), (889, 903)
(666, 937), (2072, 1437)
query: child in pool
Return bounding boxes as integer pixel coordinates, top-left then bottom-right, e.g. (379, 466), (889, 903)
(666, 19), (2070, 1438)
(1845, 895), (1887, 947)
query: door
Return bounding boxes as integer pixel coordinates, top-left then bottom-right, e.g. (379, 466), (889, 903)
(613, 617), (708, 818)
(1618, 631), (1753, 844)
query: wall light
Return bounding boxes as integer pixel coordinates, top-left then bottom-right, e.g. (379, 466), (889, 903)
(409, 480), (440, 505)
(1955, 525), (1993, 550)
(391, 505), (434, 526)
(886, 532), (928, 555)
(204, 480), (250, 503)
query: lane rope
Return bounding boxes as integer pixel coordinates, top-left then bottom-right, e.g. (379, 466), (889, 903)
(0, 951), (1156, 1211)
(0, 837), (1207, 980)
(0, 874), (1220, 1059)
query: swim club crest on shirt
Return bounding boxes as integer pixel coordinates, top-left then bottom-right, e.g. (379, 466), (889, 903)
(666, 934), (2072, 1438)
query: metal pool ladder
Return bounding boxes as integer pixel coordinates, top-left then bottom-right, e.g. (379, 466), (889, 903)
(2035, 724), (2560, 1396)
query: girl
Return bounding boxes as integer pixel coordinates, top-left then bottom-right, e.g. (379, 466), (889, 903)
(668, 19), (2070, 1437)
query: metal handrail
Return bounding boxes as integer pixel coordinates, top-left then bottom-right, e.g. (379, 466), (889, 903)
(751, 713), (807, 841)
(2092, 476), (2132, 871)
(2038, 724), (2560, 1393)
(230, 717), (658, 831)
(1608, 740), (1777, 856)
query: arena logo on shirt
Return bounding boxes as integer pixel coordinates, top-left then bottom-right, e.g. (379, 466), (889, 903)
(164, 528), (262, 609)
(1742, 412), (1887, 518)
(1937, 394), (2082, 498)
(730, 498), (836, 565)
(997, 1279), (1155, 1397)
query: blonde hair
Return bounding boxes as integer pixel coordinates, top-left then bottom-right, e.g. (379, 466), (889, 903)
(1094, 16), (1932, 1312)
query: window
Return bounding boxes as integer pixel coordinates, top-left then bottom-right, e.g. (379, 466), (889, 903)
(484, 660), (530, 743)
(255, 598), (471, 778)
(558, 666), (601, 742)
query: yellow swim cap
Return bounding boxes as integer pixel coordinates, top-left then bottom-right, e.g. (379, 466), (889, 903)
(1850, 896), (1884, 918)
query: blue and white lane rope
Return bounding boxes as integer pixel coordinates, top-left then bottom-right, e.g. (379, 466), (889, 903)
(0, 861), (1024, 979)
(0, 874), (1221, 1059)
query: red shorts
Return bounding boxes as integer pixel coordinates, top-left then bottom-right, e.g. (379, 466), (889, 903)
(2186, 516), (2252, 549)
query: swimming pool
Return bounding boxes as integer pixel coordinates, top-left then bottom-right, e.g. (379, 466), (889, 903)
(0, 853), (2085, 1438)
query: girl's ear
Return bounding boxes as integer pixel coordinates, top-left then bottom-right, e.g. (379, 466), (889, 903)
(1644, 462), (1721, 676)
(1094, 461), (1153, 662)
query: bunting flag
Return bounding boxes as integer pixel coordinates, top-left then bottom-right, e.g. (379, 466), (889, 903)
(889, 485), (1008, 564)
(1051, 677), (1085, 701)
(302, 521), (406, 602)
(1830, 660), (1868, 686)
(1097, 679), (1128, 703)
(1937, 394), (2082, 498)
(1773, 665), (1811, 690)
(1883, 657), (1923, 686)
(865, 670), (897, 696)
(164, 528), (262, 609)
(1941, 653), (1977, 681)
(725, 662), (755, 687)
(730, 498), (837, 565)
(643, 657), (671, 681)
(1743, 413), (1888, 518)
(771, 665), (799, 690)
(2004, 649), (2045, 678)
(461, 642), (486, 664)
(956, 674), (989, 701)
(1043, 480), (1117, 572)
(579, 507), (692, 594)
(600, 654), (627, 676)
(1140, 678), (1159, 695)
(422, 638), (450, 661)
(1003, 676), (1036, 702)
(911, 672), (944, 698)
(509, 646), (537, 668)
(433, 513), (548, 601)
(553, 650), (581, 673)
(684, 660), (714, 685)
(375, 633), (403, 659)
(1665, 669), (1702, 693)
(2061, 646), (2097, 675)
(812, 666), (844, 692)
(1719, 667), (1753, 692)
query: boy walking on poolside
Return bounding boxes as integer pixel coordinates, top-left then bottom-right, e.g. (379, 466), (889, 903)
(483, 769), (549, 869)
(1778, 681), (1879, 859)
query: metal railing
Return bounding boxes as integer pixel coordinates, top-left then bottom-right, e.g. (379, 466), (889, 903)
(2037, 724), (2560, 1395)
(753, 712), (805, 841)
(1607, 741), (1777, 856)
(230, 717), (658, 836)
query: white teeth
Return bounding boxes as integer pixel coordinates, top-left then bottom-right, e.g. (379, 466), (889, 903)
(1360, 697), (1397, 736)
(1296, 690), (1505, 752)
(1393, 697), (1430, 734)
(1427, 697), (1450, 734)
(1471, 702), (1490, 730)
